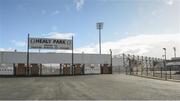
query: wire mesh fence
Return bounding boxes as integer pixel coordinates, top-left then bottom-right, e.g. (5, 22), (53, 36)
(113, 54), (180, 80)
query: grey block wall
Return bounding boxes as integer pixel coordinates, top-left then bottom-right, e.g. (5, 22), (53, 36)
(0, 52), (111, 64)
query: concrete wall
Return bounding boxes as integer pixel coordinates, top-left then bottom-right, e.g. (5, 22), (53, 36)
(0, 52), (111, 64)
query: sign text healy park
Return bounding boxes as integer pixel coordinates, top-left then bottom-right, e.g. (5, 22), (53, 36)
(29, 38), (72, 50)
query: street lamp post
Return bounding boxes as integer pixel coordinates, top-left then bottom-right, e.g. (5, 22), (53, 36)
(110, 49), (112, 74)
(163, 48), (167, 80)
(96, 22), (103, 54)
(173, 47), (176, 58)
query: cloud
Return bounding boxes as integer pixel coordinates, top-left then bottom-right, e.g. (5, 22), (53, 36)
(46, 32), (75, 39)
(74, 0), (85, 11)
(75, 33), (180, 59)
(65, 5), (71, 11)
(151, 10), (158, 16)
(52, 10), (60, 15)
(75, 43), (97, 53)
(11, 40), (26, 47)
(0, 48), (15, 52)
(112, 32), (120, 35)
(164, 0), (174, 6)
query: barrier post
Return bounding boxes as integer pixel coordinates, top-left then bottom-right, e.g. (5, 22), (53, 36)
(132, 55), (135, 75)
(145, 57), (148, 76)
(141, 56), (143, 75)
(123, 53), (126, 75)
(128, 54), (131, 75)
(137, 56), (139, 75)
(160, 61), (162, 78)
(152, 58), (155, 77)
(170, 66), (172, 79)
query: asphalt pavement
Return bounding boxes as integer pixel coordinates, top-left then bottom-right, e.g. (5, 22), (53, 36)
(0, 74), (180, 100)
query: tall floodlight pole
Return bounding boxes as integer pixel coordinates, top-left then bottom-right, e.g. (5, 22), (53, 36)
(96, 22), (103, 54)
(173, 47), (176, 58)
(163, 48), (167, 80)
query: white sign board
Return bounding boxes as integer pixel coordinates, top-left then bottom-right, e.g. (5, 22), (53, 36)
(29, 38), (72, 50)
(0, 65), (14, 75)
(84, 64), (100, 74)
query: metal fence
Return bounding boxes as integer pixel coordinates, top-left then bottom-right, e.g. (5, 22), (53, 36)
(113, 54), (180, 80)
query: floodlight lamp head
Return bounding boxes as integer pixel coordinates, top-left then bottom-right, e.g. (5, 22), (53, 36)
(96, 22), (104, 29)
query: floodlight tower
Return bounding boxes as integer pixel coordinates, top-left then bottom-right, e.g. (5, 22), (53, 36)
(96, 22), (104, 54)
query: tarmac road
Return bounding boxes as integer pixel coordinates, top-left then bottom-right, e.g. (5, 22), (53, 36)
(0, 74), (180, 100)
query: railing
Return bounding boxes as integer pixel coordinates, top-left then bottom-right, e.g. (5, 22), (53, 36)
(113, 54), (180, 81)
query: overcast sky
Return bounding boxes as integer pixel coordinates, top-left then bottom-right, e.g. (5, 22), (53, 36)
(0, 0), (179, 59)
